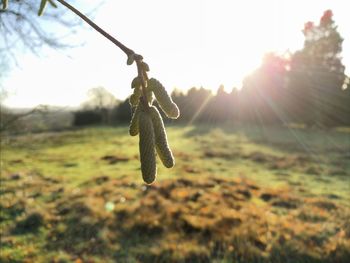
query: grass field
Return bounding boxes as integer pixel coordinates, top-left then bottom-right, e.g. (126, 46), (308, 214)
(1, 124), (350, 262)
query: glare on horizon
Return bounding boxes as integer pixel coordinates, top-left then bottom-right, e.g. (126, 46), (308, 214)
(2, 0), (350, 108)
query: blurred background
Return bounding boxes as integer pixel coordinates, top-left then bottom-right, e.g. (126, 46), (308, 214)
(1, 1), (350, 262)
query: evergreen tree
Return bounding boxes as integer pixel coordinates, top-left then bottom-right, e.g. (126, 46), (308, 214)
(287, 10), (347, 127)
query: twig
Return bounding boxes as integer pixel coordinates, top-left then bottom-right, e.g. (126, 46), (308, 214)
(55, 0), (150, 108)
(0, 105), (47, 132)
(55, 0), (133, 56)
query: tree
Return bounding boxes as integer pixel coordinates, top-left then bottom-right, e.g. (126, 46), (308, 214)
(229, 87), (240, 123)
(72, 87), (119, 125)
(0, 0), (81, 68)
(84, 87), (117, 123)
(240, 53), (289, 125)
(0, 0), (83, 132)
(112, 98), (132, 123)
(171, 87), (212, 123)
(204, 85), (233, 123)
(287, 10), (348, 127)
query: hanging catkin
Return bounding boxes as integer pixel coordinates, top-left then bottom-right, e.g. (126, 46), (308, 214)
(127, 55), (180, 183)
(148, 78), (180, 119)
(129, 105), (140, 136)
(149, 106), (175, 168)
(138, 110), (157, 184)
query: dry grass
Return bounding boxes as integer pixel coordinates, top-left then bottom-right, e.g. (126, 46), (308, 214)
(1, 125), (349, 262)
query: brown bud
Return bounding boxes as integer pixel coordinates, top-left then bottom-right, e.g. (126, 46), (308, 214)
(131, 76), (141, 89)
(129, 87), (141, 107)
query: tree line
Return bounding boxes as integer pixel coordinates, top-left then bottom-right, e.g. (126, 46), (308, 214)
(74, 10), (349, 128)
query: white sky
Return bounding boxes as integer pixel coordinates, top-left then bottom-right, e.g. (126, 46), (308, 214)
(2, 0), (350, 108)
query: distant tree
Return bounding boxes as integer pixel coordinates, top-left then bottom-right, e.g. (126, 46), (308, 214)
(83, 87), (117, 110)
(230, 87), (240, 122)
(204, 85), (233, 123)
(287, 10), (347, 127)
(186, 87), (212, 123)
(342, 76), (350, 126)
(73, 109), (102, 126)
(171, 89), (189, 122)
(240, 53), (289, 125)
(74, 87), (118, 125)
(111, 98), (132, 123)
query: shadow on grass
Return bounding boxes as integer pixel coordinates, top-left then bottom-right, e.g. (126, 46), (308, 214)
(41, 176), (350, 262)
(11, 212), (44, 235)
(184, 123), (350, 179)
(2, 173), (350, 262)
(184, 123), (350, 154)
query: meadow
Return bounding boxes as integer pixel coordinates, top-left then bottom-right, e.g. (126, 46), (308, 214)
(1, 124), (350, 262)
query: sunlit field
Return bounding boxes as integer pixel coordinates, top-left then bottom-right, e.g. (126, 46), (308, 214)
(1, 125), (349, 262)
(2, 0), (350, 262)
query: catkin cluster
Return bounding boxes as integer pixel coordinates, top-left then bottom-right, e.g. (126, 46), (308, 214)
(128, 63), (179, 184)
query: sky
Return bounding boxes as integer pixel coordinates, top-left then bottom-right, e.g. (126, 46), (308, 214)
(2, 0), (350, 108)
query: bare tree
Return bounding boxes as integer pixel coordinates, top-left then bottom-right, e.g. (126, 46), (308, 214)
(0, 0), (95, 133)
(0, 0), (86, 67)
(83, 87), (117, 110)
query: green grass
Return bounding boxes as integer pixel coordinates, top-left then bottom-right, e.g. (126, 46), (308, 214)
(1, 124), (350, 262)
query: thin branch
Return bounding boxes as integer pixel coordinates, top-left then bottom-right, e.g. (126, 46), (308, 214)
(56, 0), (134, 57)
(0, 105), (47, 133)
(56, 0), (150, 108)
